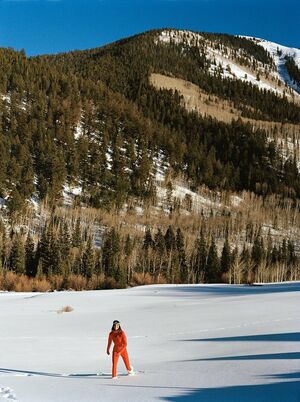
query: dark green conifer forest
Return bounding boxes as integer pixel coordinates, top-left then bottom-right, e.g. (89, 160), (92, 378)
(1, 29), (300, 289)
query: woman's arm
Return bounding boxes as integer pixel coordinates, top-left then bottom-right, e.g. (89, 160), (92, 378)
(106, 332), (113, 355)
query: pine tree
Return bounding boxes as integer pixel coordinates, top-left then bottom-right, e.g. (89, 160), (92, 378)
(7, 188), (24, 216)
(60, 222), (71, 255)
(206, 237), (220, 283)
(143, 228), (154, 250)
(25, 233), (36, 277)
(72, 218), (82, 248)
(194, 229), (207, 283)
(164, 225), (176, 252)
(10, 235), (25, 274)
(251, 231), (265, 268)
(164, 225), (176, 281)
(37, 225), (52, 275)
(81, 237), (94, 278)
(154, 229), (165, 255)
(50, 237), (62, 275)
(124, 235), (134, 256)
(124, 234), (134, 283)
(176, 228), (188, 283)
(220, 235), (231, 276)
(102, 228), (121, 279)
(154, 228), (165, 280)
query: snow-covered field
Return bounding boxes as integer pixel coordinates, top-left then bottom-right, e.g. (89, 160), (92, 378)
(0, 283), (299, 401)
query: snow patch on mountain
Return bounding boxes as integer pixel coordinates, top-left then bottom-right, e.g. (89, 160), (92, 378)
(74, 121), (84, 140)
(156, 29), (204, 46)
(63, 184), (82, 207)
(242, 37), (300, 95)
(156, 30), (299, 98)
(207, 49), (281, 94)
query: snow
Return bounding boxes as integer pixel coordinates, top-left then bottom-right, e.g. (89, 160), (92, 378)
(30, 195), (40, 211)
(74, 122), (83, 140)
(231, 195), (243, 207)
(156, 30), (204, 46)
(156, 181), (222, 214)
(153, 151), (168, 183)
(156, 30), (300, 98)
(0, 197), (7, 208)
(0, 283), (299, 401)
(173, 183), (221, 210)
(206, 47), (282, 95)
(0, 94), (11, 104)
(62, 185), (82, 207)
(243, 36), (300, 95)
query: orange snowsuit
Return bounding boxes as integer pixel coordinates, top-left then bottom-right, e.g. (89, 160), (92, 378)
(107, 329), (131, 377)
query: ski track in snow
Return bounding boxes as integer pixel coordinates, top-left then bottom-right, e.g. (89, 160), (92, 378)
(0, 387), (18, 402)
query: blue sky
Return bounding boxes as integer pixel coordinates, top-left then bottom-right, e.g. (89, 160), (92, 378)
(0, 0), (299, 55)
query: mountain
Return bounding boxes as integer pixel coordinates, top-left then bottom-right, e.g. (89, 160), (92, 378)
(1, 29), (300, 288)
(1, 28), (300, 209)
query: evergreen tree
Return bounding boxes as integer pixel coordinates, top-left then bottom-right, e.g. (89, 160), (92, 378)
(220, 235), (231, 275)
(124, 234), (134, 256)
(36, 225), (52, 275)
(176, 228), (188, 283)
(72, 218), (82, 248)
(25, 233), (36, 277)
(50, 237), (62, 275)
(59, 222), (71, 255)
(81, 237), (94, 278)
(154, 228), (165, 255)
(164, 225), (176, 252)
(251, 230), (265, 268)
(154, 228), (166, 280)
(10, 235), (25, 274)
(7, 189), (24, 216)
(194, 229), (207, 283)
(206, 237), (220, 283)
(143, 227), (154, 250)
(102, 228), (121, 279)
(287, 240), (297, 267)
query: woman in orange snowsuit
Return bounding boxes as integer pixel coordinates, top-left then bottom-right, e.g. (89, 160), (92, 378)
(106, 320), (133, 379)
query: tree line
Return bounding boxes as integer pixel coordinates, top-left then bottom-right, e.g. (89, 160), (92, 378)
(285, 56), (300, 89)
(0, 216), (298, 291)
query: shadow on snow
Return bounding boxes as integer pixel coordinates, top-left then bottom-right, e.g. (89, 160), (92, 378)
(161, 374), (300, 402)
(180, 332), (300, 343)
(168, 331), (300, 401)
(147, 282), (300, 299)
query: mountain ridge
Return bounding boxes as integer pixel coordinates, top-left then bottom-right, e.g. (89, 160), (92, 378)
(1, 28), (300, 210)
(1, 28), (300, 288)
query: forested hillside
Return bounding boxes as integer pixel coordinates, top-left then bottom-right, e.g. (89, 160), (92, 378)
(1, 29), (300, 289)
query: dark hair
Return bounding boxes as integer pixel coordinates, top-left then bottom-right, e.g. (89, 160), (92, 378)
(111, 321), (122, 331)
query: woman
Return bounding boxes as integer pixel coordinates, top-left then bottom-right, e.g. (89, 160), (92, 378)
(106, 320), (134, 379)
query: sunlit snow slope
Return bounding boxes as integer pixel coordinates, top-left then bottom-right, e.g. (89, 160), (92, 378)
(0, 283), (300, 401)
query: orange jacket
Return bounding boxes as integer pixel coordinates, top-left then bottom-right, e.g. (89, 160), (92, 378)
(107, 330), (128, 354)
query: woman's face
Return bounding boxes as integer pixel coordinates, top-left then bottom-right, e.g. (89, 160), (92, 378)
(113, 323), (120, 330)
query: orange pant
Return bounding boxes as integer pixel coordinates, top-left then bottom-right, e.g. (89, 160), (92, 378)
(112, 348), (131, 377)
